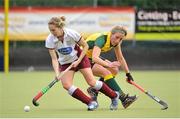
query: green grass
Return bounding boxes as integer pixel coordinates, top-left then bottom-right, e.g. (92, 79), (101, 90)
(0, 71), (180, 118)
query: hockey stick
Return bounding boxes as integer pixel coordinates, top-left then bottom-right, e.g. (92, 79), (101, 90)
(32, 64), (73, 106)
(128, 80), (168, 110)
(99, 56), (167, 109)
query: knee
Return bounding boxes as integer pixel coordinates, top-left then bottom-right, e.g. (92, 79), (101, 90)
(101, 70), (112, 77)
(111, 67), (119, 75)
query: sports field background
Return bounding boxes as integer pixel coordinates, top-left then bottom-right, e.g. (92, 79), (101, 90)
(0, 71), (179, 118)
(1, 0), (180, 118)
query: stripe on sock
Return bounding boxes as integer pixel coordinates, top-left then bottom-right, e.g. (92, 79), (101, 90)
(104, 74), (113, 81)
(93, 80), (103, 90)
(68, 85), (77, 95)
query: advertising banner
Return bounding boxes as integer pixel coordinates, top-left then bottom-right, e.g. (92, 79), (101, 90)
(136, 9), (180, 33)
(0, 7), (135, 41)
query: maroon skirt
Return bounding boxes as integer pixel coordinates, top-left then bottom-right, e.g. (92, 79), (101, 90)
(60, 55), (91, 72)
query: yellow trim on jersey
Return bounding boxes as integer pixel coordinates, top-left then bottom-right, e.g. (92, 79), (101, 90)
(101, 32), (112, 52)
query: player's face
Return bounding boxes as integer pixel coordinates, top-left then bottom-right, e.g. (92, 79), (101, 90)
(110, 32), (125, 46)
(49, 24), (63, 37)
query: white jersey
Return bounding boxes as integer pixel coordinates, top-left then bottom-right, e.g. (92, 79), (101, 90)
(45, 28), (81, 65)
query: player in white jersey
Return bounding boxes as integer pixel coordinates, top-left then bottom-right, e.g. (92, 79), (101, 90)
(45, 16), (120, 111)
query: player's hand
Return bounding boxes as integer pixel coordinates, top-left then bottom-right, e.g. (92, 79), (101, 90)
(108, 61), (121, 68)
(55, 75), (60, 80)
(126, 73), (134, 84)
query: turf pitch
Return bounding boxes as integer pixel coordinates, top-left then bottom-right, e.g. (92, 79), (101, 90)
(0, 71), (180, 118)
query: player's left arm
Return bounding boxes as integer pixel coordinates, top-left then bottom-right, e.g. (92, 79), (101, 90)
(114, 42), (134, 82)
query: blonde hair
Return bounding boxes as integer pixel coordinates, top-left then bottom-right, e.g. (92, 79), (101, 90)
(111, 26), (127, 36)
(48, 16), (66, 28)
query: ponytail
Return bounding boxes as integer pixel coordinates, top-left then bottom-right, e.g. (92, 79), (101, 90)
(48, 16), (66, 28)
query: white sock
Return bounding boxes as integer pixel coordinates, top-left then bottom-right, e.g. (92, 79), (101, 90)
(93, 81), (103, 90)
(68, 85), (77, 95)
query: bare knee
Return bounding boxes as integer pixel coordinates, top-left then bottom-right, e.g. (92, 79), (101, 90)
(101, 70), (112, 78)
(110, 67), (119, 75)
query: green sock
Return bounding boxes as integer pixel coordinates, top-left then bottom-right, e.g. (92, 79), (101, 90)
(105, 78), (122, 93)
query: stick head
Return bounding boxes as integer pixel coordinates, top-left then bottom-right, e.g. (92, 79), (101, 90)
(161, 106), (168, 110)
(159, 100), (168, 110)
(161, 104), (168, 110)
(32, 99), (39, 106)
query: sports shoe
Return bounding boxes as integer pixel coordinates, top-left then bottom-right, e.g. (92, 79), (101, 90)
(121, 94), (137, 109)
(87, 87), (99, 101)
(87, 101), (98, 111)
(110, 91), (120, 110)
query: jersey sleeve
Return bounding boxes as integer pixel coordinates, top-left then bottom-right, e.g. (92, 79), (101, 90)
(68, 29), (81, 42)
(45, 34), (55, 49)
(94, 35), (106, 48)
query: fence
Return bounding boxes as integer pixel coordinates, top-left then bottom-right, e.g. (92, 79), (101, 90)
(1, 40), (179, 71)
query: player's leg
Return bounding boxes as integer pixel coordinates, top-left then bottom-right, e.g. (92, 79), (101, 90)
(80, 67), (119, 110)
(60, 70), (90, 104)
(60, 67), (97, 110)
(78, 55), (118, 99)
(107, 67), (119, 76)
(101, 58), (119, 76)
(106, 67), (138, 108)
(92, 63), (123, 94)
(78, 55), (119, 110)
(89, 63), (137, 109)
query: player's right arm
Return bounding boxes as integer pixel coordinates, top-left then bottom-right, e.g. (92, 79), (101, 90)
(91, 35), (109, 67)
(45, 34), (60, 78)
(92, 36), (120, 68)
(48, 49), (60, 78)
